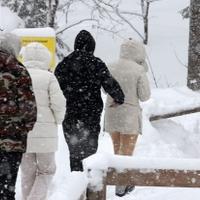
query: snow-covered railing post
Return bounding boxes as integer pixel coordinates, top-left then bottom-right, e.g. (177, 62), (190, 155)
(86, 169), (107, 200)
(83, 154), (108, 200)
(83, 154), (200, 200)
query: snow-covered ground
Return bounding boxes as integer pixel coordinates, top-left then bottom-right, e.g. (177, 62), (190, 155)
(2, 0), (200, 199)
(15, 86), (200, 200)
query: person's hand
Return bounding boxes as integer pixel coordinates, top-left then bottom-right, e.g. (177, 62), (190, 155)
(109, 101), (120, 108)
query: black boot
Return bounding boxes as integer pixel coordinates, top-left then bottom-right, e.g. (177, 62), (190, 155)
(115, 186), (126, 197)
(124, 185), (135, 194)
(115, 185), (135, 197)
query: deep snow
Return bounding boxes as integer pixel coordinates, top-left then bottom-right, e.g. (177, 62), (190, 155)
(14, 86), (200, 200)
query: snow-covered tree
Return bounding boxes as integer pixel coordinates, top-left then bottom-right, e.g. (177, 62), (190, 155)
(1, 0), (160, 58)
(187, 0), (200, 90)
(1, 0), (48, 27)
(56, 0), (160, 45)
(1, 0), (60, 28)
(19, 0), (47, 28)
(1, 0), (21, 12)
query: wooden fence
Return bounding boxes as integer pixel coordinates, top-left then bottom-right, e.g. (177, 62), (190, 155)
(84, 156), (200, 200)
(84, 106), (200, 200)
(86, 167), (200, 200)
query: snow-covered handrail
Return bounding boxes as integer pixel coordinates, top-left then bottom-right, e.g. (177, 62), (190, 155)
(149, 106), (200, 121)
(140, 87), (200, 121)
(84, 153), (200, 200)
(84, 153), (200, 171)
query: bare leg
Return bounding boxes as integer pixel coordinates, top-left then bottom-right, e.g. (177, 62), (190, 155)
(117, 134), (138, 196)
(110, 132), (120, 154)
(119, 134), (138, 156)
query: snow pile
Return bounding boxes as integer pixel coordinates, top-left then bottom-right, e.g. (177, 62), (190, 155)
(12, 27), (55, 37)
(0, 6), (23, 31)
(142, 86), (200, 117)
(84, 153), (200, 171)
(49, 171), (88, 200)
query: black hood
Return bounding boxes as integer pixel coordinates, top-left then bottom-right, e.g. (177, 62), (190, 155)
(74, 30), (96, 54)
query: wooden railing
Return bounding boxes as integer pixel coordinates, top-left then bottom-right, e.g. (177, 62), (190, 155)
(84, 106), (200, 199)
(84, 155), (200, 200)
(86, 168), (200, 200)
(149, 107), (200, 121)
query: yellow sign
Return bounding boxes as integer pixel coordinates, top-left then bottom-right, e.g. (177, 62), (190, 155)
(20, 36), (56, 70)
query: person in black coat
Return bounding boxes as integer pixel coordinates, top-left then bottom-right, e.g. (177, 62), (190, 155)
(55, 30), (124, 171)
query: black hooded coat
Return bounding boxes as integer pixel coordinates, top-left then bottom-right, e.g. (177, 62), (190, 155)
(55, 30), (124, 171)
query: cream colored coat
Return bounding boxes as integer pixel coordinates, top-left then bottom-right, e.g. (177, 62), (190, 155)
(104, 40), (151, 134)
(22, 43), (65, 152)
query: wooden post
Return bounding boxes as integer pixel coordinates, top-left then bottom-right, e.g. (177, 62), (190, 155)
(78, 192), (86, 200)
(86, 170), (107, 200)
(86, 181), (106, 200)
(84, 154), (200, 200)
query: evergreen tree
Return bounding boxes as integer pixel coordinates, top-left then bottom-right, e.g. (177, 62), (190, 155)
(1, 0), (22, 13)
(1, 0), (48, 28)
(17, 0), (47, 28)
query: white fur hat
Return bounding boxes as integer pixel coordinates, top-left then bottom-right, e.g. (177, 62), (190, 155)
(120, 39), (148, 72)
(21, 42), (51, 68)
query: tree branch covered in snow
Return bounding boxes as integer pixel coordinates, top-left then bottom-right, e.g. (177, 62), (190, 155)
(179, 6), (190, 19)
(2, 0), (161, 57)
(115, 7), (145, 41)
(56, 18), (99, 35)
(140, 0), (161, 44)
(48, 0), (59, 28)
(57, 0), (149, 43)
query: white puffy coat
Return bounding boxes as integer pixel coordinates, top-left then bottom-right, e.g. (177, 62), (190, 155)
(22, 42), (65, 152)
(104, 40), (151, 134)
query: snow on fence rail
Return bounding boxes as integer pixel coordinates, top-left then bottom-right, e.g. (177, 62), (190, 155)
(142, 87), (200, 121)
(149, 106), (200, 121)
(83, 153), (200, 200)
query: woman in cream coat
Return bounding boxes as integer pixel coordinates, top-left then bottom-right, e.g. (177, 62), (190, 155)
(20, 42), (65, 200)
(105, 39), (150, 155)
(104, 39), (150, 196)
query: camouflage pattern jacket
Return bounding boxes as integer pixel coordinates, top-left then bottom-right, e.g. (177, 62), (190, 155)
(0, 51), (37, 152)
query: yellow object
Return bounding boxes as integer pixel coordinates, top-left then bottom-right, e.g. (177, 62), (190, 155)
(12, 28), (56, 71)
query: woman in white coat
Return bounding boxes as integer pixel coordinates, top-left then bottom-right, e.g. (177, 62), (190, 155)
(104, 39), (151, 196)
(20, 42), (65, 200)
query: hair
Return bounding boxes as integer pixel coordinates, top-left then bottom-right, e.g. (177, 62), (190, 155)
(0, 32), (21, 57)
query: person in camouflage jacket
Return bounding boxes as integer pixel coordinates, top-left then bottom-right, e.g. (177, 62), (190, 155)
(0, 32), (37, 200)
